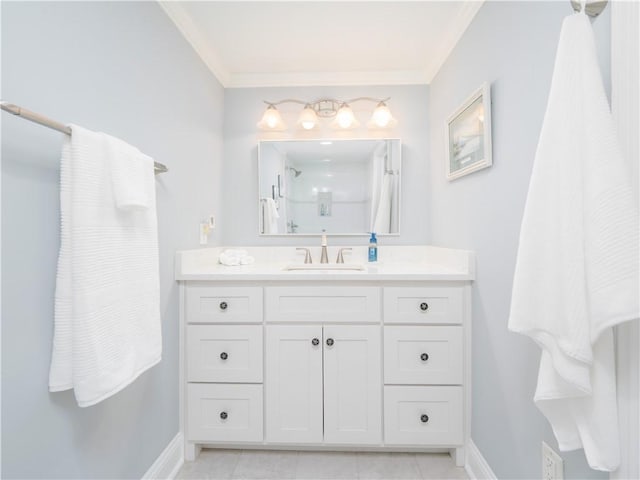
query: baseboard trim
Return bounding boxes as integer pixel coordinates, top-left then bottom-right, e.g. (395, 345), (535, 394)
(465, 439), (497, 480)
(142, 432), (184, 480)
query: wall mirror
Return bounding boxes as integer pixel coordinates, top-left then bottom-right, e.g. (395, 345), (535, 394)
(258, 139), (401, 236)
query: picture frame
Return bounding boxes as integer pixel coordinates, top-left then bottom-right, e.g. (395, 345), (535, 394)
(446, 83), (492, 180)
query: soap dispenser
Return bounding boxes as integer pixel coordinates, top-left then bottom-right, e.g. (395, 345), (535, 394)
(368, 232), (378, 262)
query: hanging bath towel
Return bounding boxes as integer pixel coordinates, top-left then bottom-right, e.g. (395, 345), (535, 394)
(508, 11), (639, 472)
(49, 125), (162, 407)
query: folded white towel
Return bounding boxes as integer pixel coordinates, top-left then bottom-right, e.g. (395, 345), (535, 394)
(508, 12), (639, 471)
(219, 249), (255, 266)
(106, 134), (154, 210)
(49, 125), (162, 407)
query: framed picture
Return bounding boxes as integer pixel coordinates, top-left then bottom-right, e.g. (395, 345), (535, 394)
(446, 83), (492, 180)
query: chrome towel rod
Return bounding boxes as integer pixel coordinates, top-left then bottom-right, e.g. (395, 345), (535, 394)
(0, 101), (169, 174)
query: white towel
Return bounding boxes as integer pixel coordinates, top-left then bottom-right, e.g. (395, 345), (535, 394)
(263, 198), (280, 234)
(106, 135), (154, 210)
(508, 12), (639, 471)
(372, 173), (393, 234)
(219, 249), (255, 266)
(49, 125), (162, 407)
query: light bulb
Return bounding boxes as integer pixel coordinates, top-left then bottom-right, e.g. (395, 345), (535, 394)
(297, 104), (318, 130)
(257, 105), (287, 131)
(335, 104), (357, 129)
(368, 102), (397, 129)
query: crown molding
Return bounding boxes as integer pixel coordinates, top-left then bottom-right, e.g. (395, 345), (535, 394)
(423, 0), (485, 83)
(228, 69), (429, 88)
(158, 0), (484, 88)
(158, 1), (231, 87)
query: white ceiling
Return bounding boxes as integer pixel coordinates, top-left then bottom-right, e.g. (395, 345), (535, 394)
(159, 1), (484, 88)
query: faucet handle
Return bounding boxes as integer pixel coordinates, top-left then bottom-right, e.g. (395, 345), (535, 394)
(296, 247), (313, 264)
(336, 248), (352, 264)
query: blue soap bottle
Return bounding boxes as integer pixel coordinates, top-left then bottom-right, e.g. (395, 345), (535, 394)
(368, 232), (378, 262)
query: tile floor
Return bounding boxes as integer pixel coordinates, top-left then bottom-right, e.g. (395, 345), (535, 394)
(176, 450), (469, 480)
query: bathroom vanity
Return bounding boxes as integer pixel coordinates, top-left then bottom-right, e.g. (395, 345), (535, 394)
(176, 246), (474, 467)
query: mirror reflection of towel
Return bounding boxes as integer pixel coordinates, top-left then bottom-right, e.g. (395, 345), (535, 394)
(372, 173), (393, 234)
(263, 198), (280, 234)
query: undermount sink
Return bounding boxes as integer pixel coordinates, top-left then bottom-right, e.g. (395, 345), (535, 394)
(283, 263), (366, 271)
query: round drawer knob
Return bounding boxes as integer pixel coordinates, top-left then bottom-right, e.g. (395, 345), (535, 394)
(326, 338), (334, 346)
(420, 414), (429, 423)
(220, 411), (228, 420)
(219, 301), (228, 311)
(420, 353), (429, 362)
(311, 338), (320, 346)
(419, 302), (429, 311)
(220, 352), (228, 360)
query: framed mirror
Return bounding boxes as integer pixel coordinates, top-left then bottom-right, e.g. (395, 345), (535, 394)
(258, 139), (401, 236)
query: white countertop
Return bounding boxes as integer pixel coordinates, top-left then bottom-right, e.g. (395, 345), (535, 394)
(175, 245), (475, 282)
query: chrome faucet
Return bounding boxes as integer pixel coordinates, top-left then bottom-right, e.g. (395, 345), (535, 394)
(296, 247), (313, 264)
(320, 231), (329, 264)
(336, 248), (352, 264)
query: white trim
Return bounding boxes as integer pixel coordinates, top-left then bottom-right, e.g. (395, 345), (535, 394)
(424, 0), (484, 83)
(157, 1), (484, 88)
(228, 69), (429, 88)
(141, 432), (184, 480)
(157, 1), (230, 87)
(611, 1), (640, 479)
(465, 439), (498, 480)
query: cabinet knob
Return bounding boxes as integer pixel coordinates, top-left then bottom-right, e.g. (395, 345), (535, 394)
(420, 353), (429, 362)
(220, 411), (228, 420)
(219, 301), (228, 311)
(420, 414), (429, 423)
(419, 302), (429, 311)
(220, 352), (228, 360)
(326, 338), (334, 346)
(311, 338), (320, 346)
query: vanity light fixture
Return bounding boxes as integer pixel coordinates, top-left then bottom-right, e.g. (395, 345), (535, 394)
(257, 97), (397, 131)
(256, 104), (287, 131)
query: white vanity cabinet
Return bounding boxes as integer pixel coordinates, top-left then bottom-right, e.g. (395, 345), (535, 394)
(177, 246), (473, 467)
(265, 324), (381, 445)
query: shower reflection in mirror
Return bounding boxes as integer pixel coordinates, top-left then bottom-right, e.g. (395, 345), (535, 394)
(258, 139), (401, 235)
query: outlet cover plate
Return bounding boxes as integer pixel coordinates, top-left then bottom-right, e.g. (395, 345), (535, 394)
(542, 441), (564, 480)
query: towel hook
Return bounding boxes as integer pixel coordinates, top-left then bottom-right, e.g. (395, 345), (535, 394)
(570, 0), (608, 18)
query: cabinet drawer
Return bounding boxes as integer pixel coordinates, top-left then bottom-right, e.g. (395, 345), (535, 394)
(187, 325), (263, 383)
(383, 287), (462, 324)
(384, 386), (463, 446)
(186, 286), (263, 324)
(265, 287), (380, 323)
(187, 384), (263, 443)
(384, 326), (462, 385)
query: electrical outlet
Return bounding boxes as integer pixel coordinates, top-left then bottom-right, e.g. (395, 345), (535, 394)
(542, 442), (564, 480)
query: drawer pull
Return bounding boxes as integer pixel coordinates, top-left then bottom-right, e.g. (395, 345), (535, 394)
(220, 352), (228, 360)
(420, 414), (429, 423)
(220, 411), (228, 420)
(311, 338), (320, 346)
(219, 301), (228, 311)
(326, 338), (334, 346)
(419, 302), (429, 311)
(420, 353), (429, 362)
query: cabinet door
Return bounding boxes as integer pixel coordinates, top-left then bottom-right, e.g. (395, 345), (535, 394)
(265, 325), (323, 443)
(323, 325), (382, 444)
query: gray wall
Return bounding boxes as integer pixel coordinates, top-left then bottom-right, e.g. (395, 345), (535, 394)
(428, 2), (610, 479)
(1, 2), (223, 478)
(222, 85), (429, 245)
